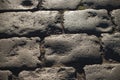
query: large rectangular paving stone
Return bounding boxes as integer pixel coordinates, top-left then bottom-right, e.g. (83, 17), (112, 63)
(0, 11), (61, 37)
(41, 0), (81, 10)
(44, 34), (102, 66)
(102, 33), (120, 61)
(0, 70), (12, 80)
(0, 37), (41, 68)
(19, 67), (76, 80)
(84, 64), (120, 80)
(111, 9), (120, 31)
(64, 9), (113, 33)
(80, 0), (120, 9)
(0, 0), (39, 10)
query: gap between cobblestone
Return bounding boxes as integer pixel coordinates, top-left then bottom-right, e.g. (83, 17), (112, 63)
(37, 0), (43, 10)
(59, 10), (65, 33)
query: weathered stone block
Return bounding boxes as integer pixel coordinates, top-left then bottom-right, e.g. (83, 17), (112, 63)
(19, 67), (76, 80)
(102, 33), (120, 57)
(44, 34), (102, 65)
(64, 9), (113, 33)
(41, 0), (81, 10)
(80, 0), (120, 9)
(0, 37), (41, 68)
(0, 70), (12, 80)
(0, 0), (40, 10)
(111, 9), (120, 31)
(0, 11), (61, 37)
(84, 64), (120, 80)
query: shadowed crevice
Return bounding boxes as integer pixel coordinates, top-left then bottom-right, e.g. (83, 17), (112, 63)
(21, 0), (33, 7)
(104, 48), (120, 62)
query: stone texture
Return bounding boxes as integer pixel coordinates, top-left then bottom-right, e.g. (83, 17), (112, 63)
(0, 70), (12, 80)
(80, 0), (120, 9)
(0, 11), (61, 37)
(0, 1), (120, 80)
(0, 0), (40, 10)
(64, 9), (113, 33)
(102, 33), (120, 57)
(84, 64), (120, 80)
(0, 37), (41, 68)
(111, 9), (120, 31)
(44, 34), (102, 65)
(41, 0), (81, 10)
(19, 67), (76, 80)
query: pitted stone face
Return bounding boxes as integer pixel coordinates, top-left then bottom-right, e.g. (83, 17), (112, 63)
(0, 37), (41, 68)
(111, 9), (120, 31)
(102, 33), (120, 57)
(0, 0), (40, 10)
(64, 9), (113, 33)
(44, 34), (102, 65)
(84, 64), (120, 80)
(19, 67), (76, 80)
(41, 0), (81, 10)
(80, 0), (120, 9)
(0, 11), (61, 36)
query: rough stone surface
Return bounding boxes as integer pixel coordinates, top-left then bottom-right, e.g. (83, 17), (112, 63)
(44, 34), (102, 65)
(0, 70), (12, 80)
(0, 0), (120, 80)
(84, 64), (120, 80)
(102, 33), (120, 57)
(19, 67), (76, 80)
(80, 0), (120, 9)
(0, 37), (41, 68)
(41, 0), (81, 10)
(111, 9), (120, 31)
(0, 11), (61, 37)
(64, 9), (113, 33)
(0, 0), (40, 10)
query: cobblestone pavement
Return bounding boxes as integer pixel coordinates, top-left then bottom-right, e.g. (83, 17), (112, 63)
(0, 0), (120, 80)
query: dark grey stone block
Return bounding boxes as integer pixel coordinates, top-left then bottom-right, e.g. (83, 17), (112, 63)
(19, 67), (76, 80)
(80, 0), (120, 9)
(0, 37), (41, 68)
(44, 34), (102, 65)
(64, 9), (113, 33)
(41, 0), (81, 10)
(0, 11), (61, 37)
(84, 64), (120, 80)
(0, 0), (40, 10)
